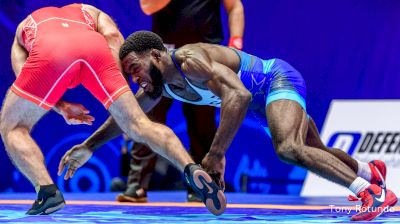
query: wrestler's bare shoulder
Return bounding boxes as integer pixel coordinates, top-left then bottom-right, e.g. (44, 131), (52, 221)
(80, 4), (101, 21)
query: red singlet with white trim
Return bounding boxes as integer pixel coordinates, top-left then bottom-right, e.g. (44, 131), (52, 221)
(12, 4), (130, 109)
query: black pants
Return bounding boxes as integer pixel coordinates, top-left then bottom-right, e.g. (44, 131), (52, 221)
(126, 97), (217, 192)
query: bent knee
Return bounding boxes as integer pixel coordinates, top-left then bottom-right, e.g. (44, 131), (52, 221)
(1, 118), (13, 135)
(0, 111), (28, 137)
(1, 126), (31, 150)
(275, 141), (301, 162)
(0, 112), (30, 140)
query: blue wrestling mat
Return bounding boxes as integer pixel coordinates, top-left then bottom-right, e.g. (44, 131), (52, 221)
(0, 192), (398, 223)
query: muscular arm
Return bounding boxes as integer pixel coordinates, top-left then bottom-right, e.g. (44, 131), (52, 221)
(139, 0), (170, 15)
(206, 64), (251, 155)
(181, 50), (251, 156)
(11, 21), (28, 77)
(80, 89), (162, 152)
(84, 116), (122, 152)
(84, 5), (124, 70)
(223, 0), (245, 39)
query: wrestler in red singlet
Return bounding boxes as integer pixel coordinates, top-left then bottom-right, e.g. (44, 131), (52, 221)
(11, 4), (130, 109)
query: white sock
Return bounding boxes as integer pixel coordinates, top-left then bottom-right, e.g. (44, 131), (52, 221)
(356, 160), (372, 182)
(349, 177), (371, 195)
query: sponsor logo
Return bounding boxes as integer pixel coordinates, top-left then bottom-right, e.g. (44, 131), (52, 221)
(326, 132), (400, 167)
(374, 190), (386, 203)
(327, 132), (361, 155)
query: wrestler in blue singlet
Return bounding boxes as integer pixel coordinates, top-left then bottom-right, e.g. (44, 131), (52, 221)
(165, 48), (307, 137)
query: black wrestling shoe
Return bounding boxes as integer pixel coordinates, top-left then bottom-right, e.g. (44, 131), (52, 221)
(184, 164), (226, 216)
(26, 185), (66, 215)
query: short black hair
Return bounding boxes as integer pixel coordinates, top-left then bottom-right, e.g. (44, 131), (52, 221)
(119, 31), (166, 60)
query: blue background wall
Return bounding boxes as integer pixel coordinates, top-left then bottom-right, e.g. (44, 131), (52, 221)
(1, 0), (400, 194)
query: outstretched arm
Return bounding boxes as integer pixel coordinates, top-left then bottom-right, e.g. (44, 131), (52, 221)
(58, 90), (161, 178)
(82, 89), (162, 151)
(57, 115), (122, 179)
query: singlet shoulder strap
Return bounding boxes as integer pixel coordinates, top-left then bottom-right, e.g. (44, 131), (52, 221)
(169, 49), (209, 91)
(170, 49), (187, 78)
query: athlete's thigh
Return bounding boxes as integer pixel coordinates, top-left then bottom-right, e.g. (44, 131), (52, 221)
(266, 99), (308, 146)
(107, 91), (148, 132)
(1, 90), (47, 131)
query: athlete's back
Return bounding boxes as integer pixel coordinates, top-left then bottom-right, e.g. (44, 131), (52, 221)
(20, 4), (98, 53)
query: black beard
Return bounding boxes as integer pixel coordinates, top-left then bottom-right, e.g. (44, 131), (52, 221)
(145, 63), (164, 99)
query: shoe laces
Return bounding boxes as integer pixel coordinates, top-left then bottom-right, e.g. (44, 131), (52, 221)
(348, 190), (371, 207)
(29, 199), (41, 209)
(135, 188), (146, 197)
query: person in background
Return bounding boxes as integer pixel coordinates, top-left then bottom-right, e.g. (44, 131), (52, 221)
(110, 134), (133, 192)
(116, 0), (245, 203)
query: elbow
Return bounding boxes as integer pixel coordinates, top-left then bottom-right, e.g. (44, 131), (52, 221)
(103, 31), (124, 48)
(225, 89), (251, 111)
(140, 0), (170, 15)
(238, 89), (252, 106)
(141, 7), (155, 15)
(226, 0), (244, 16)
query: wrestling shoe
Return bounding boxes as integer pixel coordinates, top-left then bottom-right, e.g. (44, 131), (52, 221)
(369, 160), (386, 188)
(116, 187), (147, 203)
(348, 184), (397, 221)
(187, 187), (202, 202)
(26, 185), (65, 215)
(184, 164), (226, 215)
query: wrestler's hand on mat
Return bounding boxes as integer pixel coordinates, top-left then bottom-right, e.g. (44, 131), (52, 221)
(55, 100), (95, 125)
(202, 152), (226, 191)
(58, 144), (93, 180)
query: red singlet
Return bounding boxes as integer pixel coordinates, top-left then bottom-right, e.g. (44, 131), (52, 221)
(12, 4), (130, 110)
